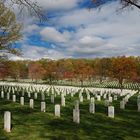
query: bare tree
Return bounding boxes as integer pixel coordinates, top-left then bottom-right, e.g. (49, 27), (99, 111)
(92, 0), (140, 10)
(120, 0), (140, 9)
(2, 0), (47, 21)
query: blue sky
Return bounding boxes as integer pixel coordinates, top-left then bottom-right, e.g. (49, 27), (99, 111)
(9, 0), (140, 60)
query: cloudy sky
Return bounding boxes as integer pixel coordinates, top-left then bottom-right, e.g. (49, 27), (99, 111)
(9, 0), (140, 60)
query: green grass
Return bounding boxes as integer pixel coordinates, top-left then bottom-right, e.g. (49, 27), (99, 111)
(0, 91), (140, 140)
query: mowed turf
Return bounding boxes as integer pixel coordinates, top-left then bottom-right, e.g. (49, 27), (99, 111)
(0, 91), (140, 140)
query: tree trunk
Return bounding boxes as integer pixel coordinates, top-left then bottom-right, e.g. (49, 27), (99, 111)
(80, 80), (83, 87)
(35, 78), (38, 84)
(99, 76), (102, 84)
(119, 78), (123, 91)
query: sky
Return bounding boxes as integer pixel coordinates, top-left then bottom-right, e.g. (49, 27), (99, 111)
(8, 0), (140, 60)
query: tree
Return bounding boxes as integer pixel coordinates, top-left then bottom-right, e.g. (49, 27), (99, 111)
(28, 62), (46, 83)
(9, 60), (29, 79)
(95, 58), (112, 83)
(42, 60), (58, 84)
(3, 0), (47, 21)
(120, 0), (140, 9)
(62, 59), (75, 83)
(0, 60), (9, 80)
(132, 56), (140, 83)
(18, 61), (28, 79)
(92, 0), (140, 10)
(111, 56), (137, 89)
(8, 61), (20, 80)
(0, 3), (22, 55)
(74, 59), (94, 86)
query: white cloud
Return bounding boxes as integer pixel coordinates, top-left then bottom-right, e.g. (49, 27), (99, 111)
(79, 36), (107, 47)
(9, 56), (26, 61)
(50, 1), (140, 58)
(20, 45), (68, 60)
(40, 27), (70, 42)
(57, 9), (96, 27)
(8, 1), (140, 59)
(23, 24), (40, 34)
(35, 0), (79, 11)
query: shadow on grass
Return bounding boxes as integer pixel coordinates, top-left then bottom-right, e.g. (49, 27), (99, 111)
(0, 93), (140, 140)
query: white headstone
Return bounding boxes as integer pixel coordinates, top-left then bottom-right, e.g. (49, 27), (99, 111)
(29, 99), (34, 109)
(75, 100), (79, 110)
(20, 97), (24, 105)
(41, 102), (46, 112)
(51, 95), (54, 103)
(87, 94), (90, 100)
(61, 96), (65, 107)
(7, 92), (10, 100)
(103, 94), (107, 99)
(108, 106), (114, 118)
(79, 95), (83, 102)
(1, 91), (4, 98)
(109, 96), (113, 102)
(138, 103), (140, 112)
(89, 102), (95, 114)
(120, 100), (125, 109)
(73, 109), (80, 124)
(55, 104), (60, 117)
(4, 111), (11, 132)
(28, 92), (31, 98)
(90, 97), (95, 103)
(12, 95), (16, 102)
(114, 95), (117, 101)
(97, 95), (101, 101)
(34, 93), (38, 99)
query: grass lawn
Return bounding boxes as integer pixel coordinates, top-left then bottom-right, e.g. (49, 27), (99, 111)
(0, 90), (140, 140)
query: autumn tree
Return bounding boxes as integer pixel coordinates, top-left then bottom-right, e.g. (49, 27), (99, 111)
(132, 56), (140, 83)
(111, 56), (137, 89)
(55, 59), (75, 81)
(0, 60), (9, 80)
(95, 58), (112, 83)
(28, 62), (46, 83)
(1, 57), (140, 88)
(0, 60), (28, 81)
(43, 60), (58, 84)
(15, 61), (28, 79)
(74, 59), (94, 86)
(0, 60), (29, 80)
(8, 61), (20, 80)
(62, 59), (75, 83)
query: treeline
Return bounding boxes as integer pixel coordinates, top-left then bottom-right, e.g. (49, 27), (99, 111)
(0, 56), (140, 87)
